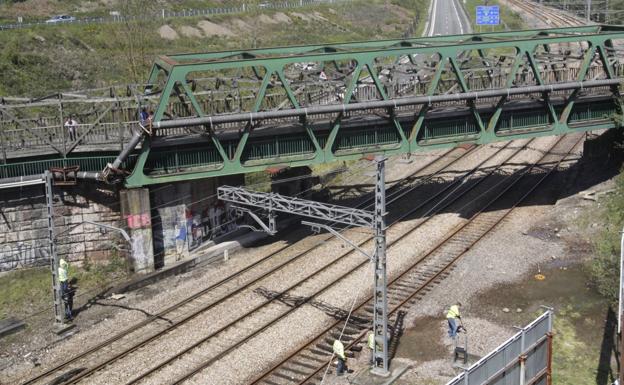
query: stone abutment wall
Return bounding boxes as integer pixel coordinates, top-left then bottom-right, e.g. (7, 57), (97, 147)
(0, 183), (123, 272)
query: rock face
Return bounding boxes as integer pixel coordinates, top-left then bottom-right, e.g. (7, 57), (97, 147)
(158, 25), (179, 40)
(272, 12), (293, 24)
(197, 20), (236, 37)
(0, 184), (122, 271)
(179, 26), (203, 38)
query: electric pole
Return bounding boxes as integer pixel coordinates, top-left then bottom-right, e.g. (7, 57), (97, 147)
(218, 156), (392, 375)
(371, 156), (390, 376)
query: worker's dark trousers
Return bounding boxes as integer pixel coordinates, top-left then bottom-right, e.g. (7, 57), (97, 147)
(336, 357), (346, 376)
(60, 281), (72, 319)
(448, 318), (458, 338)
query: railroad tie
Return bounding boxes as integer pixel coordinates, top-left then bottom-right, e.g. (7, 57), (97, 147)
(309, 347), (331, 356)
(272, 370), (299, 381)
(260, 379), (281, 385)
(341, 326), (362, 335)
(279, 365), (310, 377)
(299, 353), (326, 363)
(290, 359), (319, 370)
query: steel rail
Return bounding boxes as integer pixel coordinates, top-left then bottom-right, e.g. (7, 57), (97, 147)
(90, 147), (486, 383)
(123, 142), (510, 385)
(508, 0), (585, 27)
(20, 156), (428, 385)
(153, 79), (621, 129)
(18, 161), (422, 384)
(22, 147), (463, 385)
(258, 133), (583, 385)
(171, 136), (550, 385)
(150, 138), (539, 385)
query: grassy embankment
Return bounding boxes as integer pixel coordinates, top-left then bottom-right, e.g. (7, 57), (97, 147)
(0, 0), (241, 24)
(0, 0), (425, 96)
(589, 157), (624, 305)
(0, 254), (128, 322)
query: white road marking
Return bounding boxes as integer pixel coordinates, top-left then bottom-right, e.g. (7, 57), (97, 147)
(429, 0), (439, 36)
(450, 0), (464, 34)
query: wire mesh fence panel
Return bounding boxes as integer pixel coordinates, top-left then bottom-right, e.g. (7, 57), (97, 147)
(446, 311), (553, 385)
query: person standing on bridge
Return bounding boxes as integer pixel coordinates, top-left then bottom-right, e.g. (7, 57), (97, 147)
(446, 302), (462, 339)
(139, 107), (149, 127)
(65, 117), (77, 142)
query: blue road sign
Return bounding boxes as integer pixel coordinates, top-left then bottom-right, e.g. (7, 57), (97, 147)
(476, 5), (500, 25)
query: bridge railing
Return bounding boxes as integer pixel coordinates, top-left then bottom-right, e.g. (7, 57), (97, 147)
(0, 121), (137, 158)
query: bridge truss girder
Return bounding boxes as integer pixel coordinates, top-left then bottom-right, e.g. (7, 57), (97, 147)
(122, 25), (624, 187)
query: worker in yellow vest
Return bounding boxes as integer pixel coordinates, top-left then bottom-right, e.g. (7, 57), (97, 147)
(367, 329), (375, 365)
(446, 302), (462, 338)
(333, 339), (347, 376)
(58, 259), (73, 321)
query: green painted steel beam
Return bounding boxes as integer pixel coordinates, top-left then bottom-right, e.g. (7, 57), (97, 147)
(123, 25), (624, 187)
(163, 25), (604, 64)
(124, 100), (619, 187)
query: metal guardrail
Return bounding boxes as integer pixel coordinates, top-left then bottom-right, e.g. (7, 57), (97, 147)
(446, 310), (553, 385)
(0, 0), (350, 31)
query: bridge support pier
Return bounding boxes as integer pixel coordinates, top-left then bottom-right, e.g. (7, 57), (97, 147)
(120, 188), (154, 274)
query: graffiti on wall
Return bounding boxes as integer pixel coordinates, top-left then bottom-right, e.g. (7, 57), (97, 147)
(131, 231), (151, 271)
(185, 201), (243, 250)
(125, 213), (151, 229)
(0, 241), (50, 272)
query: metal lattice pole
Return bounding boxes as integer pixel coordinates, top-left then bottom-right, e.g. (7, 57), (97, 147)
(218, 159), (391, 374)
(45, 171), (63, 324)
(372, 156), (390, 376)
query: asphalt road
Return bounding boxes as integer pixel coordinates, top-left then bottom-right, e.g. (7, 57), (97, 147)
(426, 0), (472, 36)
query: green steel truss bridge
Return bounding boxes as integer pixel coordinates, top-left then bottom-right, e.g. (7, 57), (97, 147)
(1, 25), (623, 188)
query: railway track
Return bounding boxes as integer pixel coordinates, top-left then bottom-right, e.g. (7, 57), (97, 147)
(506, 0), (585, 27)
(17, 147), (476, 385)
(44, 138), (544, 383)
(108, 136), (562, 385)
(248, 133), (584, 385)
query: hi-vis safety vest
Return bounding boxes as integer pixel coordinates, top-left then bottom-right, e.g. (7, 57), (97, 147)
(446, 305), (460, 319)
(367, 332), (375, 349)
(333, 340), (346, 360)
(58, 260), (68, 282)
